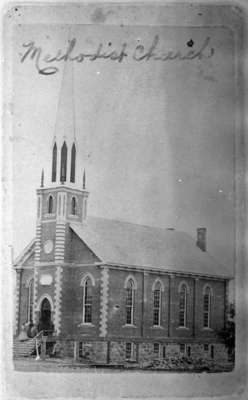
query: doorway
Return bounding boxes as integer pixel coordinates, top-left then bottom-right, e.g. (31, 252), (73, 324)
(38, 297), (54, 335)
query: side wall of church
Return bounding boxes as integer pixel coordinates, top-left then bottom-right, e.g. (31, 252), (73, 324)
(16, 264), (226, 343)
(105, 268), (226, 340)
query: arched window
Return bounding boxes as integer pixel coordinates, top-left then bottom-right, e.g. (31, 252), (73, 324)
(179, 284), (187, 327)
(27, 279), (34, 323)
(203, 286), (211, 328)
(48, 195), (53, 214)
(70, 143), (76, 183)
(83, 278), (93, 323)
(126, 279), (135, 325)
(71, 196), (77, 215)
(153, 281), (162, 326)
(51, 142), (57, 182)
(60, 141), (67, 183)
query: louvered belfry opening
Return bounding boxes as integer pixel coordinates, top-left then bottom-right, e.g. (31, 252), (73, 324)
(51, 142), (57, 182)
(60, 141), (67, 183)
(70, 143), (76, 183)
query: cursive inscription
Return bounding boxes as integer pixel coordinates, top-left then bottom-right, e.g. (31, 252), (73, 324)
(20, 35), (214, 75)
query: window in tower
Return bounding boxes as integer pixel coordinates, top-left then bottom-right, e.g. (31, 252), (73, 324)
(71, 196), (77, 215)
(51, 143), (57, 182)
(70, 143), (76, 183)
(48, 195), (54, 214)
(60, 141), (67, 183)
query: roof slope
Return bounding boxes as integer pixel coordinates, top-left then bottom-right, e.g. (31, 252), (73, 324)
(70, 216), (232, 278)
(13, 238), (36, 267)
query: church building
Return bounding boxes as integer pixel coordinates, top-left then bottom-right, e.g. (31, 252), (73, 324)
(13, 62), (232, 365)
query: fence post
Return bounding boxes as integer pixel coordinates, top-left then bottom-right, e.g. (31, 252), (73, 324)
(136, 342), (139, 363)
(73, 341), (79, 361)
(40, 337), (46, 360)
(106, 341), (110, 364)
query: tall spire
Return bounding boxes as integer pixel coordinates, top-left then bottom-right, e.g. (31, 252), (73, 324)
(50, 28), (79, 186)
(53, 33), (76, 142)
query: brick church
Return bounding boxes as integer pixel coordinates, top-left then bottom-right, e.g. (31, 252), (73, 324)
(13, 62), (232, 365)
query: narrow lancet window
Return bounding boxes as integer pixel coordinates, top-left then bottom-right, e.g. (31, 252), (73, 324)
(179, 284), (187, 327)
(48, 195), (53, 214)
(126, 279), (135, 325)
(71, 196), (77, 215)
(153, 281), (162, 326)
(203, 287), (211, 328)
(52, 143), (57, 182)
(83, 278), (93, 323)
(70, 143), (76, 183)
(60, 141), (67, 183)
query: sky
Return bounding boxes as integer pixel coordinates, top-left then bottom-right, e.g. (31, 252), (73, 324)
(11, 23), (235, 277)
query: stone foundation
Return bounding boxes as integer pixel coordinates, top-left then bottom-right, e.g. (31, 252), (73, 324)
(77, 341), (108, 363)
(48, 339), (229, 366)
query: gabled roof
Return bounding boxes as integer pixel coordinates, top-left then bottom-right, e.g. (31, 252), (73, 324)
(13, 216), (232, 278)
(13, 238), (36, 267)
(70, 216), (232, 279)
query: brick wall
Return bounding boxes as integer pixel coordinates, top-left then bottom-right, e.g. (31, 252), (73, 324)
(194, 278), (225, 338)
(36, 267), (56, 303)
(39, 222), (56, 262)
(18, 269), (34, 330)
(169, 276), (194, 337)
(106, 268), (226, 341)
(107, 269), (142, 338)
(61, 266), (101, 337)
(17, 263), (227, 343)
(142, 273), (169, 338)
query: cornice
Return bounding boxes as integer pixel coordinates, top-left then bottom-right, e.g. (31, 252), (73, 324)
(36, 186), (89, 196)
(103, 262), (232, 281)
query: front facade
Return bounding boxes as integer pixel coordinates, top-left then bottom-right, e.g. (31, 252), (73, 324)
(13, 62), (232, 365)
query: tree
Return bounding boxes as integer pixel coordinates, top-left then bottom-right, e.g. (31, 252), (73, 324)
(218, 302), (235, 361)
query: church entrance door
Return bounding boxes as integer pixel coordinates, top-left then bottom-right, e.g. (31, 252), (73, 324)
(38, 298), (54, 335)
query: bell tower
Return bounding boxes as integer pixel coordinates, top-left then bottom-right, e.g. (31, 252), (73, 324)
(34, 60), (89, 265)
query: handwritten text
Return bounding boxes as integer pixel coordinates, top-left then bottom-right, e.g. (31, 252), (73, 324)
(20, 36), (215, 75)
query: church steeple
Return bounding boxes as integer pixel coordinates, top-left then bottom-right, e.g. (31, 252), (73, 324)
(35, 34), (89, 266)
(51, 42), (79, 186)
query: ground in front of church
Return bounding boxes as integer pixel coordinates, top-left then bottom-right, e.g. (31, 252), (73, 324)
(13, 358), (234, 373)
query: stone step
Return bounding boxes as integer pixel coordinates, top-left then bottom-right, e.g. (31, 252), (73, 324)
(13, 338), (37, 358)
